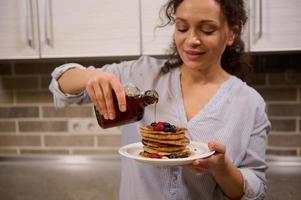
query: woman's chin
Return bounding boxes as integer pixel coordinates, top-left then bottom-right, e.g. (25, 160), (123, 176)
(182, 59), (204, 69)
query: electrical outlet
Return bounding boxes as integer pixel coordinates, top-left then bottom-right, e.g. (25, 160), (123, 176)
(68, 119), (121, 134)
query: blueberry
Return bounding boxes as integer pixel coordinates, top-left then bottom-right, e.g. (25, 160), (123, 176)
(169, 153), (177, 159)
(170, 125), (176, 132)
(164, 126), (171, 132)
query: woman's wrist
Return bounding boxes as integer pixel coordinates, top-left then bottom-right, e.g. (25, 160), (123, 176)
(58, 67), (93, 94)
(210, 156), (231, 177)
(210, 157), (244, 199)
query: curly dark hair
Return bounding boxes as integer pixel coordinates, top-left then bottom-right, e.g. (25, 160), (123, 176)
(160, 0), (252, 81)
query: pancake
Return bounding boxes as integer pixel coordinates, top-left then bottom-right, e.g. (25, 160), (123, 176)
(140, 126), (187, 135)
(141, 136), (190, 146)
(140, 148), (191, 158)
(140, 131), (185, 140)
(142, 139), (183, 148)
(143, 146), (190, 156)
(142, 140), (186, 151)
(143, 145), (186, 153)
(139, 122), (191, 159)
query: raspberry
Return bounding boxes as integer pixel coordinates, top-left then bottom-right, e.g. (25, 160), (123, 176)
(149, 153), (161, 159)
(154, 123), (164, 131)
(157, 121), (165, 126)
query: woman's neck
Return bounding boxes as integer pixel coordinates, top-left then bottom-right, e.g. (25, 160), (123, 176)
(179, 64), (230, 86)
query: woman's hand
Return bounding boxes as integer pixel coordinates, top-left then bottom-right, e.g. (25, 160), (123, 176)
(185, 140), (244, 199)
(185, 141), (227, 174)
(85, 67), (126, 120)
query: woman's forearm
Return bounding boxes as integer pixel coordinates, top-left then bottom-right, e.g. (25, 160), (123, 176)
(211, 158), (244, 200)
(58, 67), (91, 94)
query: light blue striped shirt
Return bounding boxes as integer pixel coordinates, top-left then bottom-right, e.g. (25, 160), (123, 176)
(49, 56), (271, 200)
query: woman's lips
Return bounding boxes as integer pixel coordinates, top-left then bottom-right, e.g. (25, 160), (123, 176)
(184, 50), (205, 61)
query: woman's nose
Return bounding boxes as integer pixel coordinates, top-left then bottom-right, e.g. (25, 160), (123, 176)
(187, 33), (201, 46)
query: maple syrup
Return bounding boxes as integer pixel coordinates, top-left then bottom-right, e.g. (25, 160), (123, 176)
(95, 85), (158, 129)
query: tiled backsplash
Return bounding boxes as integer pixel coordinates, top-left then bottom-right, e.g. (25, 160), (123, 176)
(0, 54), (300, 157)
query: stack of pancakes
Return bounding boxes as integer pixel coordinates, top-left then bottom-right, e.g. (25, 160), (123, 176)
(139, 125), (191, 158)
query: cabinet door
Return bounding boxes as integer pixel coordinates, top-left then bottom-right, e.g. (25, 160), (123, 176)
(249, 0), (301, 52)
(141, 0), (173, 55)
(0, 0), (39, 59)
(38, 0), (140, 58)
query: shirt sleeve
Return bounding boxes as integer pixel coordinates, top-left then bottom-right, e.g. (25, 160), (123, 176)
(48, 56), (164, 108)
(48, 58), (142, 107)
(239, 102), (271, 200)
(49, 63), (91, 107)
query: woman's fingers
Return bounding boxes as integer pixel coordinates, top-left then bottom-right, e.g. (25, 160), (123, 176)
(185, 141), (227, 174)
(86, 81), (97, 107)
(86, 71), (126, 120)
(110, 77), (126, 112)
(85, 70), (126, 120)
(101, 81), (115, 120)
(192, 158), (210, 169)
(101, 74), (127, 119)
(208, 141), (226, 154)
(92, 79), (109, 119)
(86, 79), (103, 115)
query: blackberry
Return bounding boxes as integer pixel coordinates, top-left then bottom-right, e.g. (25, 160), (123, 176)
(150, 122), (157, 127)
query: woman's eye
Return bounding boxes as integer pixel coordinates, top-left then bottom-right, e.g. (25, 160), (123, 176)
(177, 28), (187, 32)
(175, 22), (188, 32)
(202, 30), (214, 35)
(200, 25), (217, 35)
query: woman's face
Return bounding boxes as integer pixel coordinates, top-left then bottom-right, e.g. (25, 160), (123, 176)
(174, 0), (236, 71)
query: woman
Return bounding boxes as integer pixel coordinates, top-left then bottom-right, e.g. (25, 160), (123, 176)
(49, 0), (271, 199)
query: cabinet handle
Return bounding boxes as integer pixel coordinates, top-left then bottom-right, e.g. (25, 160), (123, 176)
(25, 0), (34, 48)
(44, 0), (52, 46)
(254, 0), (263, 42)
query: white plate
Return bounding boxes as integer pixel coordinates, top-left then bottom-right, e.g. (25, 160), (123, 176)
(118, 141), (215, 167)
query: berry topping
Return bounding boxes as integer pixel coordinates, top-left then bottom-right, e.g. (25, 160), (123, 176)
(164, 126), (171, 132)
(153, 123), (164, 131)
(149, 153), (161, 159)
(151, 121), (177, 132)
(169, 153), (177, 159)
(163, 122), (170, 127)
(170, 125), (177, 133)
(157, 122), (166, 126)
(150, 122), (157, 127)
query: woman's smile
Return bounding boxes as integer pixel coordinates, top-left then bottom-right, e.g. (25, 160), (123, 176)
(184, 49), (206, 61)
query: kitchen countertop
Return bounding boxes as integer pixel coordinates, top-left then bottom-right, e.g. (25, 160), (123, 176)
(0, 155), (121, 200)
(0, 155), (300, 200)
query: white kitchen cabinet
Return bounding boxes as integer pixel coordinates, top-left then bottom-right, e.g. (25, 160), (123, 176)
(248, 0), (301, 52)
(38, 0), (140, 58)
(0, 0), (40, 59)
(0, 0), (140, 59)
(140, 0), (173, 55)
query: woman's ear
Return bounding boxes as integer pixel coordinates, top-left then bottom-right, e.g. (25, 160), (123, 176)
(227, 25), (240, 46)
